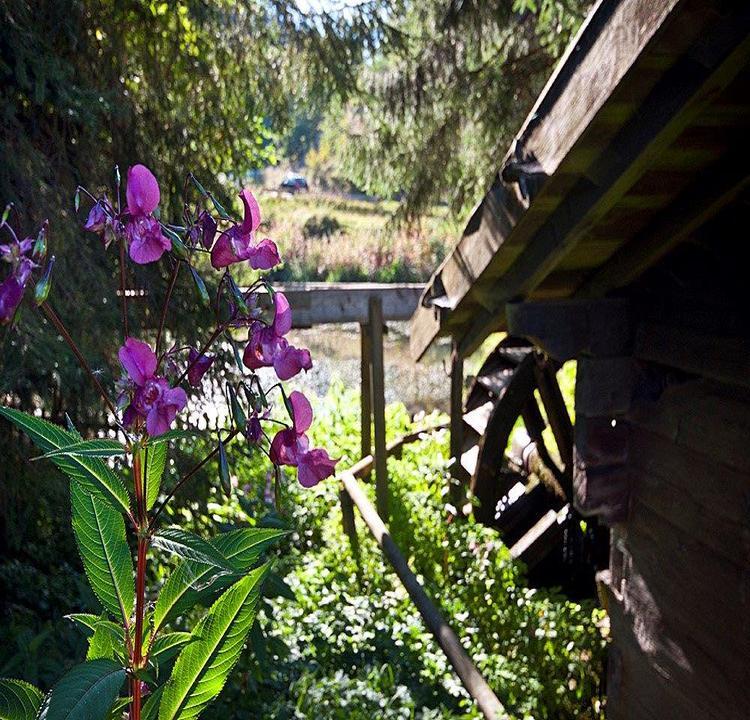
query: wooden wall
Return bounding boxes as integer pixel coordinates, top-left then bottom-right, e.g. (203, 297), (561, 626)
(591, 234), (750, 719)
(602, 376), (750, 718)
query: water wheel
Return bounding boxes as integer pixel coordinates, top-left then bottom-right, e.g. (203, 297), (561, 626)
(456, 337), (605, 591)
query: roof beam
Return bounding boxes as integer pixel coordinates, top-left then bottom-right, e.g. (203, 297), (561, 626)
(456, 19), (750, 357)
(409, 0), (684, 360)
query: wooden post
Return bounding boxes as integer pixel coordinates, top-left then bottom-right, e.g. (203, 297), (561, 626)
(360, 324), (372, 476)
(339, 468), (506, 719)
(449, 339), (464, 503)
(368, 297), (388, 521)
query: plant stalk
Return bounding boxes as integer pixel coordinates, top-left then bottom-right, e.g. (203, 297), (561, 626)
(130, 450), (148, 720)
(156, 262), (180, 355)
(118, 237), (129, 338)
(40, 302), (119, 418)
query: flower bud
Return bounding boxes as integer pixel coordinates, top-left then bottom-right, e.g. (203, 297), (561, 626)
(32, 220), (48, 262)
(34, 255), (55, 305)
(189, 266), (210, 305)
(163, 227), (190, 261)
(218, 436), (231, 498)
(227, 384), (246, 430)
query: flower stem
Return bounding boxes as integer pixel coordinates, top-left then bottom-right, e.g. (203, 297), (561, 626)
(156, 262), (180, 356)
(118, 238), (129, 339)
(130, 451), (148, 720)
(39, 302), (119, 418)
(148, 428), (240, 532)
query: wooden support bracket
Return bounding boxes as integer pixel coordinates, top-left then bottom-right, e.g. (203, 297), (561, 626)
(506, 298), (632, 361)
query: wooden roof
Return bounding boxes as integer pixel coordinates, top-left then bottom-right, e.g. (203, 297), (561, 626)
(410, 0), (750, 360)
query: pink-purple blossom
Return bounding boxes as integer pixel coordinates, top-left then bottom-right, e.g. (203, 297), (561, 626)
(210, 189), (280, 270)
(124, 165), (170, 265)
(118, 337), (187, 436)
(0, 234), (37, 324)
(186, 347), (214, 387)
(269, 391), (337, 487)
(243, 293), (312, 380)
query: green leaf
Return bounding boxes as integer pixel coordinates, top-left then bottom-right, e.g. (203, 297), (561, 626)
(65, 613), (103, 634)
(149, 633), (191, 666)
(144, 443), (167, 511)
(0, 678), (43, 720)
(263, 572), (295, 601)
(86, 623), (116, 662)
(0, 408), (130, 514)
(36, 439), (127, 460)
(150, 429), (199, 445)
(152, 528), (232, 569)
(37, 660), (125, 720)
(158, 565), (269, 720)
(152, 528), (286, 635)
(71, 482), (134, 625)
(105, 697), (130, 720)
(142, 687), (164, 720)
(218, 439), (231, 498)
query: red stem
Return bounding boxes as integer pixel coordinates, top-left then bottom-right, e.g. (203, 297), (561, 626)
(130, 451), (148, 720)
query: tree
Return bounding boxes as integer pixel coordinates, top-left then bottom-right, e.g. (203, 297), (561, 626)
(334, 0), (590, 220)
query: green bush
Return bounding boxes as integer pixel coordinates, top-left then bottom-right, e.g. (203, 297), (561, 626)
(197, 383), (607, 719)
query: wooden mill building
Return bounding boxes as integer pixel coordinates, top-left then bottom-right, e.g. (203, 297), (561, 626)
(410, 0), (750, 716)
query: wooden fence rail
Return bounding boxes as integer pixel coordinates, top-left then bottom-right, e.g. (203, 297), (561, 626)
(338, 425), (506, 720)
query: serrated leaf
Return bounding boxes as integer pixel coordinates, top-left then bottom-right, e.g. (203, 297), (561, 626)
(152, 528), (286, 635)
(37, 660), (125, 720)
(86, 623), (116, 662)
(152, 529), (232, 569)
(149, 633), (191, 666)
(0, 678), (43, 720)
(0, 408), (130, 514)
(158, 565), (269, 720)
(142, 687), (163, 720)
(65, 613), (102, 634)
(105, 697), (129, 720)
(71, 482), (134, 625)
(150, 430), (199, 445)
(37, 439), (127, 460)
(144, 443), (167, 511)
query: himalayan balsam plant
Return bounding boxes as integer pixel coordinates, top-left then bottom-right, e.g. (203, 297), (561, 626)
(0, 166), (337, 720)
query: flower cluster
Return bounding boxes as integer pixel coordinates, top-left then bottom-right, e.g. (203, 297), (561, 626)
(83, 164), (336, 488)
(0, 216), (49, 324)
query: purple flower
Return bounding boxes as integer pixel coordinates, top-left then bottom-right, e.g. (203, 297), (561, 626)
(124, 165), (170, 265)
(243, 293), (311, 380)
(186, 347), (214, 387)
(273, 344), (312, 381)
(269, 391), (312, 466)
(210, 188), (280, 270)
(0, 275), (25, 324)
(84, 201), (109, 234)
(269, 391), (337, 487)
(297, 448), (338, 488)
(126, 165), (161, 216)
(199, 211), (217, 249)
(118, 337), (187, 436)
(126, 216), (171, 264)
(0, 234), (38, 324)
(245, 413), (264, 444)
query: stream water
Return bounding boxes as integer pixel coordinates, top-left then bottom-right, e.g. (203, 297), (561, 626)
(284, 322), (453, 415)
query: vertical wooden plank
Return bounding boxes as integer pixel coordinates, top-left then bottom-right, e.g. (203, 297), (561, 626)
(449, 339), (464, 503)
(360, 324), (372, 476)
(369, 297), (389, 521)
